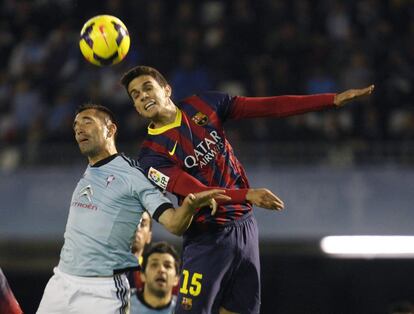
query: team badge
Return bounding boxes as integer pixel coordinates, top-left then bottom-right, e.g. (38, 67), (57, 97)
(106, 175), (115, 187)
(191, 112), (208, 126)
(181, 297), (193, 310)
(148, 167), (170, 191)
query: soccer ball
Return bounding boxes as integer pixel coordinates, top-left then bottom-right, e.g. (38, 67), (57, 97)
(79, 15), (130, 66)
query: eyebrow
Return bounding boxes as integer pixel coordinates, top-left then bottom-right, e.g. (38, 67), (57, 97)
(129, 81), (153, 94)
(149, 256), (174, 263)
(73, 116), (94, 129)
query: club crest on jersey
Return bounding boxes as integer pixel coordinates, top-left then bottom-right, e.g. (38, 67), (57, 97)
(148, 167), (169, 191)
(106, 175), (115, 187)
(191, 112), (208, 126)
(181, 297), (193, 310)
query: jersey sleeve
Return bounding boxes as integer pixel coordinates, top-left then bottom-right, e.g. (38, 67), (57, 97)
(197, 92), (236, 122)
(228, 94), (336, 119)
(129, 169), (173, 221)
(140, 162), (249, 205)
(138, 151), (176, 192)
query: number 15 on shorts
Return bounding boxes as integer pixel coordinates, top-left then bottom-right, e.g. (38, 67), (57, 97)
(180, 269), (203, 296)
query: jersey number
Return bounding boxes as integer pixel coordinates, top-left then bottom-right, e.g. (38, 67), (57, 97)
(180, 269), (203, 296)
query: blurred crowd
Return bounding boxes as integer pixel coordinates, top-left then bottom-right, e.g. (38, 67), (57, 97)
(0, 0), (414, 166)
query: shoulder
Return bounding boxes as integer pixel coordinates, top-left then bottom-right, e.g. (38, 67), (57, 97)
(118, 154), (144, 172)
(180, 91), (233, 108)
(113, 154), (149, 183)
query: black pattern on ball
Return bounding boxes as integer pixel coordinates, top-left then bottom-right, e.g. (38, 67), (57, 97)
(81, 23), (94, 48)
(93, 51), (119, 66)
(112, 21), (129, 46)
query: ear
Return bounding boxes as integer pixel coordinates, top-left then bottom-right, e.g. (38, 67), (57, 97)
(107, 123), (117, 138)
(147, 231), (152, 244)
(173, 274), (179, 287)
(140, 271), (146, 283)
(164, 84), (172, 98)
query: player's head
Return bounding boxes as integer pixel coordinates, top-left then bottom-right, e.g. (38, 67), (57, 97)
(73, 104), (118, 159)
(132, 211), (153, 257)
(141, 241), (180, 298)
(120, 66), (173, 120)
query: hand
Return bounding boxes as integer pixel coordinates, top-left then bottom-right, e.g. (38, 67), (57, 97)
(184, 189), (231, 215)
(334, 84), (375, 107)
(246, 188), (284, 211)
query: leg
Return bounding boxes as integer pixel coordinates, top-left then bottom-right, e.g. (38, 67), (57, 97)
(175, 231), (237, 314)
(37, 268), (70, 313)
(221, 215), (261, 314)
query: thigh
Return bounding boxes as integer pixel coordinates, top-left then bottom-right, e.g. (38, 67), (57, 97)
(37, 270), (130, 314)
(222, 216), (261, 314)
(37, 270), (71, 313)
(175, 232), (236, 314)
(72, 275), (130, 314)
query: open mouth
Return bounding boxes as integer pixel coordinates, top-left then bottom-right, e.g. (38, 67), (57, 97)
(144, 100), (156, 110)
(155, 278), (166, 284)
(78, 138), (89, 143)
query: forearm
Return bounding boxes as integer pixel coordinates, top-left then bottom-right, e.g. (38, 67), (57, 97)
(169, 169), (248, 204)
(158, 205), (195, 236)
(230, 94), (336, 119)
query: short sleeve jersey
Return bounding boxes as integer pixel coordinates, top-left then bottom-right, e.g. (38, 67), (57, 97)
(58, 154), (171, 276)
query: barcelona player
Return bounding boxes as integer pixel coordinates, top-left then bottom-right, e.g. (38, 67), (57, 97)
(121, 66), (374, 314)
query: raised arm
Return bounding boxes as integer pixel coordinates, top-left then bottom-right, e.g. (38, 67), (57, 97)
(229, 85), (375, 120)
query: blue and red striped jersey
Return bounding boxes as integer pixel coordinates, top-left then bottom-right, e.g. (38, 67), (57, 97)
(138, 91), (335, 226)
(138, 92), (251, 225)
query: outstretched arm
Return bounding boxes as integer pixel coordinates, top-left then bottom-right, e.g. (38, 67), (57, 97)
(229, 85), (375, 119)
(158, 190), (230, 236)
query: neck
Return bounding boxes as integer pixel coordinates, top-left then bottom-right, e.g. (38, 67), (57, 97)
(152, 100), (177, 128)
(143, 288), (172, 308)
(88, 144), (118, 165)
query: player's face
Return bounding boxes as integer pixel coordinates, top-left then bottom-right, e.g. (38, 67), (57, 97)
(132, 212), (152, 254)
(73, 109), (109, 157)
(127, 75), (172, 120)
(142, 253), (179, 297)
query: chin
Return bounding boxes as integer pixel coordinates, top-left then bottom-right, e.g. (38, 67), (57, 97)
(78, 146), (90, 155)
(154, 289), (168, 298)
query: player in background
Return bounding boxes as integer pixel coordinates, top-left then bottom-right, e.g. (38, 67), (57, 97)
(128, 211), (153, 304)
(132, 211), (153, 267)
(0, 267), (23, 314)
(130, 242), (180, 314)
(121, 66), (374, 314)
(129, 212), (180, 305)
(37, 104), (230, 314)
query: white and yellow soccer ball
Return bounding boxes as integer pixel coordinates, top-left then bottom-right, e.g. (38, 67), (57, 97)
(79, 15), (130, 66)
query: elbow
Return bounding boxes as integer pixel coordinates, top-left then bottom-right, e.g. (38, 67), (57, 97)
(158, 209), (192, 236)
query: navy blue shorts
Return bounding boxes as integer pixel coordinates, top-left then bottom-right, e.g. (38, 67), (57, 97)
(175, 213), (260, 314)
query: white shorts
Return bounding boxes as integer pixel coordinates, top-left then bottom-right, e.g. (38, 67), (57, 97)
(37, 267), (130, 314)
